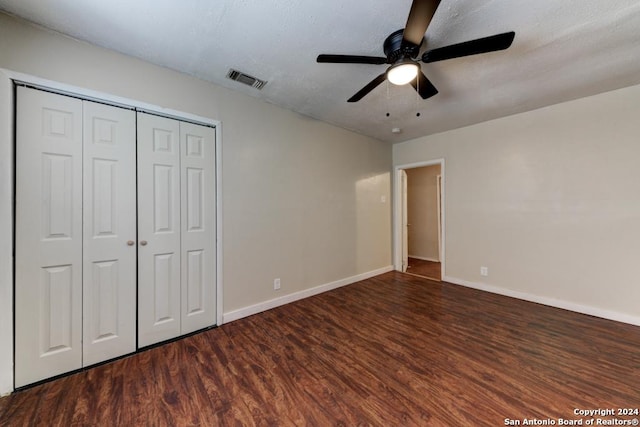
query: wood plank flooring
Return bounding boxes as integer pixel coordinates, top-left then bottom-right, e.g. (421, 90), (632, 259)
(407, 258), (441, 280)
(2, 271), (639, 426)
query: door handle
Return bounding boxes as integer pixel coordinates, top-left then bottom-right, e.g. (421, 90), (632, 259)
(140, 240), (148, 246)
(127, 240), (135, 246)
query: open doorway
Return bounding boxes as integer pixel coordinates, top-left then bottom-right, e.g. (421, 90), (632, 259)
(394, 160), (444, 281)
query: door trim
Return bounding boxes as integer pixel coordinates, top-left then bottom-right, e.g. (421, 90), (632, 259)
(393, 159), (445, 278)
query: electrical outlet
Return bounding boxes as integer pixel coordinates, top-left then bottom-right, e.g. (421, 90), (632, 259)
(274, 278), (281, 290)
(480, 266), (489, 277)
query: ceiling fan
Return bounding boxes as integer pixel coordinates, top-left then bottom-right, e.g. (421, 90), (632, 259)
(316, 0), (515, 102)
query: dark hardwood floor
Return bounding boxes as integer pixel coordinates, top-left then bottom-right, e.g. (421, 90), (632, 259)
(407, 257), (441, 280)
(2, 272), (639, 426)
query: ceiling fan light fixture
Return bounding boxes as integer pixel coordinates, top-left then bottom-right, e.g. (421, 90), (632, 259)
(387, 60), (419, 85)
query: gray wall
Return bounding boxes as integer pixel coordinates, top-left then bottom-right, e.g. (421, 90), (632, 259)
(394, 83), (640, 327)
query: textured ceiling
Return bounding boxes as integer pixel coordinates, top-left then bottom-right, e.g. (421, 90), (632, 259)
(1, 0), (639, 143)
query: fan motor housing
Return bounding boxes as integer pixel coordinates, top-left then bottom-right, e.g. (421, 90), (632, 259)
(384, 29), (422, 62)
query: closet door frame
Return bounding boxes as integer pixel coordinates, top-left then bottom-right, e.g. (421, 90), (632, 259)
(2, 71), (223, 392)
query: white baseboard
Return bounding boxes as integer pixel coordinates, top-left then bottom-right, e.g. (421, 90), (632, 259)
(443, 275), (640, 327)
(223, 265), (394, 324)
(408, 255), (440, 262)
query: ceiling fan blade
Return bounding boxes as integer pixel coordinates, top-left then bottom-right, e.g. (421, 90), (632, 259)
(422, 31), (515, 63)
(317, 54), (387, 65)
(402, 0), (442, 46)
(347, 73), (387, 102)
(410, 70), (438, 99)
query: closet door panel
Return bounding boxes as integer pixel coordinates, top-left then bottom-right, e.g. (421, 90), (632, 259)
(82, 101), (136, 366)
(180, 122), (216, 333)
(15, 87), (83, 387)
(137, 113), (181, 347)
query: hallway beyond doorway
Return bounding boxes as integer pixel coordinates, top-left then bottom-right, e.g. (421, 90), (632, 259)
(406, 258), (441, 281)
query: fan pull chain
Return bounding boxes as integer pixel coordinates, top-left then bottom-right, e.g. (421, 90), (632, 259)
(386, 79), (391, 118)
(415, 76), (421, 117)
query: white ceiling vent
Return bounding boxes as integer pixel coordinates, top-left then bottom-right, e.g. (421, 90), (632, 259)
(226, 69), (267, 90)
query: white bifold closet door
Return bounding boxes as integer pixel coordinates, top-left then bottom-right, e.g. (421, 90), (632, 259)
(15, 87), (137, 387)
(15, 88), (83, 387)
(137, 113), (216, 348)
(82, 101), (137, 366)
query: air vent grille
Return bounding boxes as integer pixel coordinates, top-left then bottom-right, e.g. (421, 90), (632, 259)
(226, 69), (267, 90)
